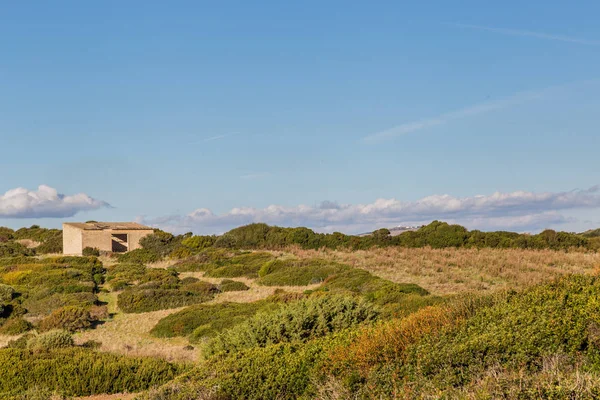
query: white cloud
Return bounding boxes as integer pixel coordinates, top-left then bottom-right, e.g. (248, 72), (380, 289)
(141, 186), (600, 235)
(0, 185), (110, 218)
(454, 23), (600, 46)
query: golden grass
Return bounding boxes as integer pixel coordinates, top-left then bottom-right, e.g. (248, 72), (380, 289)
(178, 272), (320, 304)
(281, 247), (600, 295)
(0, 334), (22, 348)
(74, 291), (198, 363)
(74, 394), (138, 400)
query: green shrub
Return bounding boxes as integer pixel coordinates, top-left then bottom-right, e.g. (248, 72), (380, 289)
(256, 259), (349, 286)
(204, 252), (275, 279)
(117, 248), (161, 264)
(206, 295), (378, 356)
(35, 234), (63, 254)
(118, 288), (215, 313)
(219, 279), (249, 292)
(0, 347), (183, 397)
(82, 247), (100, 257)
(180, 281), (219, 295)
(38, 306), (93, 332)
(27, 330), (75, 351)
(181, 235), (216, 251)
(180, 277), (199, 285)
(0, 318), (32, 335)
(150, 301), (279, 340)
(0, 284), (14, 303)
(0, 242), (33, 257)
(23, 292), (98, 316)
(141, 333), (352, 400)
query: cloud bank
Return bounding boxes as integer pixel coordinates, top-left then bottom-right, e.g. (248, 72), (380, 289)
(141, 186), (600, 235)
(0, 185), (110, 218)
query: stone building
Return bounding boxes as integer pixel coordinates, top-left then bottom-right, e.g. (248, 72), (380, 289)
(63, 222), (154, 255)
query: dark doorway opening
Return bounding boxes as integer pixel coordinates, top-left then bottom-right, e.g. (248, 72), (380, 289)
(111, 233), (128, 252)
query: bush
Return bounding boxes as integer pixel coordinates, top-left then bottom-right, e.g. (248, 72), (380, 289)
(38, 306), (93, 332)
(117, 248), (161, 264)
(0, 347), (183, 397)
(0, 284), (14, 303)
(219, 279), (249, 292)
(35, 234), (63, 254)
(82, 247), (100, 257)
(0, 318), (32, 335)
(118, 289), (216, 313)
(150, 301), (279, 340)
(257, 259), (349, 286)
(140, 334), (352, 400)
(27, 330), (75, 351)
(204, 252), (275, 279)
(206, 295), (378, 356)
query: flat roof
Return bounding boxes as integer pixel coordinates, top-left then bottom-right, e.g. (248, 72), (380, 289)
(63, 222), (154, 231)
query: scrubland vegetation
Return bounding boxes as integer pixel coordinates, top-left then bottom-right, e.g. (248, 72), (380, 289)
(1, 221), (600, 399)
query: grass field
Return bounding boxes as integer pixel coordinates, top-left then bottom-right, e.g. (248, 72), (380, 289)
(283, 246), (600, 295)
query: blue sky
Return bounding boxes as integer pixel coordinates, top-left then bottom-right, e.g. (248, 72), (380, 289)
(1, 1), (599, 234)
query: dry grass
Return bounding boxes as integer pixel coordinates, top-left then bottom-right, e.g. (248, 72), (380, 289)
(74, 291), (198, 363)
(0, 333), (22, 348)
(75, 394), (138, 400)
(178, 272), (320, 304)
(281, 247), (600, 295)
(15, 239), (41, 248)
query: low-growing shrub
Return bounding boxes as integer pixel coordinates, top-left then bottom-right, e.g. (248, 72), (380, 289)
(181, 281), (219, 295)
(117, 248), (161, 264)
(38, 306), (93, 332)
(150, 301), (280, 340)
(0, 284), (15, 303)
(256, 259), (349, 286)
(206, 295), (378, 356)
(0, 347), (183, 397)
(82, 247), (100, 257)
(118, 289), (216, 313)
(180, 276), (200, 285)
(23, 292), (98, 316)
(0, 317), (32, 335)
(219, 279), (249, 292)
(27, 330), (75, 351)
(141, 333), (354, 400)
(203, 252), (275, 279)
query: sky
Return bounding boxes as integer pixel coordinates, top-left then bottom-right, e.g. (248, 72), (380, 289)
(1, 1), (599, 234)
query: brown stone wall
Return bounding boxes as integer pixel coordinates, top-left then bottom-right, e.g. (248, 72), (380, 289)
(62, 224), (83, 255)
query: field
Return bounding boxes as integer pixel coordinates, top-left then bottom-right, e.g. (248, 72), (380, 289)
(1, 222), (600, 399)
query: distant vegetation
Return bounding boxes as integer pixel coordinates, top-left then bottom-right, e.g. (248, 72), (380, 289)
(1, 221), (600, 398)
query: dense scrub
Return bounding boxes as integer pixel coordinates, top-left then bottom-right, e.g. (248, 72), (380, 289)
(205, 295), (377, 357)
(150, 300), (280, 341)
(107, 262), (220, 313)
(0, 256), (103, 333)
(142, 275), (600, 399)
(0, 347), (183, 398)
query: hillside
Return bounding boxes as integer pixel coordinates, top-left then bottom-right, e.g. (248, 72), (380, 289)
(1, 222), (600, 399)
